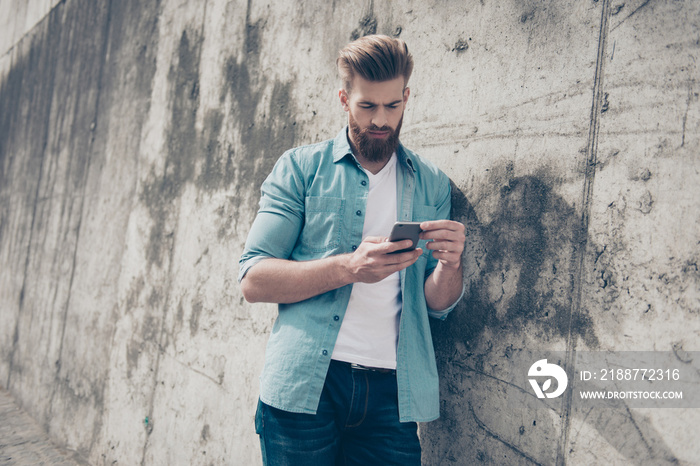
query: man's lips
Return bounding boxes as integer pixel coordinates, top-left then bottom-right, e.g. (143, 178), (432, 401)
(367, 130), (390, 138)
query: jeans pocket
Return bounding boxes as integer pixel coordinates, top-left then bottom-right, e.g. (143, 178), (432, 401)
(255, 399), (269, 466)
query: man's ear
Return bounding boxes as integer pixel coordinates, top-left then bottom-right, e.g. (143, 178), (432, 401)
(403, 87), (410, 104)
(339, 88), (350, 112)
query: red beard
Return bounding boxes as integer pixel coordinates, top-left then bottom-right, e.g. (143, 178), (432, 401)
(348, 111), (403, 163)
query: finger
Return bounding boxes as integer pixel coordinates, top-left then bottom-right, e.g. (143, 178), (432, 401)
(363, 236), (388, 244)
(431, 250), (462, 264)
(397, 247), (422, 261)
(384, 239), (416, 253)
(420, 230), (464, 242)
(419, 220), (464, 232)
(419, 224), (465, 242)
(426, 238), (465, 251)
(382, 247), (422, 265)
(391, 252), (422, 271)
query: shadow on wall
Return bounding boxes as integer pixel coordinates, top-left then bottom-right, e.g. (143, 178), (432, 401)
(421, 174), (679, 465)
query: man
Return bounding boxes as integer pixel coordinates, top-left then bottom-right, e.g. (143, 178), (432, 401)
(239, 34), (465, 465)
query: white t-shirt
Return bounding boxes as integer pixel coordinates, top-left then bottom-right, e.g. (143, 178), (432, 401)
(331, 154), (402, 369)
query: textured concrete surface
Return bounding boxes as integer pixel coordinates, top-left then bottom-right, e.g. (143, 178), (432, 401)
(0, 0), (698, 465)
(0, 387), (88, 465)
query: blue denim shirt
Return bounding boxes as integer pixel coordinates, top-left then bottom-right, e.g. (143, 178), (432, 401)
(239, 127), (462, 422)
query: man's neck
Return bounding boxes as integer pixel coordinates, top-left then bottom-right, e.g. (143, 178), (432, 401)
(357, 153), (393, 175)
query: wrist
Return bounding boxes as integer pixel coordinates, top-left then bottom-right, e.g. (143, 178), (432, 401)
(333, 253), (355, 286)
(438, 259), (463, 272)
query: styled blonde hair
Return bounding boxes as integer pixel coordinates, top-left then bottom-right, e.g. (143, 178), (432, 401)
(337, 34), (414, 92)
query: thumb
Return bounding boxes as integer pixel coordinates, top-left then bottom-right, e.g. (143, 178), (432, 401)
(362, 236), (387, 244)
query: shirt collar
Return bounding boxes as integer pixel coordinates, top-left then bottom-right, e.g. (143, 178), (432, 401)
(332, 126), (416, 173)
(332, 127), (353, 162)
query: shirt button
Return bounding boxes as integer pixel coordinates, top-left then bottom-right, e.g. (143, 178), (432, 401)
(356, 210), (362, 216)
(361, 180), (367, 186)
(322, 350), (328, 356)
(334, 315), (340, 321)
(351, 245), (357, 251)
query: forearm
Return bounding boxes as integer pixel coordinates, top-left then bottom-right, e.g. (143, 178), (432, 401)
(240, 256), (352, 304)
(424, 261), (463, 311)
(241, 237), (422, 304)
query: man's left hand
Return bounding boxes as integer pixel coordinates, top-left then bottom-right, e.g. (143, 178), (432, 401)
(419, 220), (465, 269)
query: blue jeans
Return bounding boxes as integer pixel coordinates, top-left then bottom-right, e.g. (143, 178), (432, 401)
(255, 360), (421, 465)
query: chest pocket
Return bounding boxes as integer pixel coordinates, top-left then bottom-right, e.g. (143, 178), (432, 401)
(300, 196), (344, 253)
(413, 204), (438, 255)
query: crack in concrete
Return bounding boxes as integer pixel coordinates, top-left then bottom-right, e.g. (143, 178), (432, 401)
(681, 79), (694, 148)
(468, 401), (544, 466)
(453, 361), (556, 407)
(556, 1), (612, 464)
(611, 0), (652, 32)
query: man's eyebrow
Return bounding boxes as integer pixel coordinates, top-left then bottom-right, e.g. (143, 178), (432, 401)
(358, 99), (403, 106)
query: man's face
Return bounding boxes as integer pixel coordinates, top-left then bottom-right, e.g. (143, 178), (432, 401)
(340, 75), (409, 164)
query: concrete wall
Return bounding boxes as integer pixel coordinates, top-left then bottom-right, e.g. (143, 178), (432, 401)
(0, 0), (697, 464)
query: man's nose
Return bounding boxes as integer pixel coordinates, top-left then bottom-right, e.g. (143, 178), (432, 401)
(371, 108), (388, 128)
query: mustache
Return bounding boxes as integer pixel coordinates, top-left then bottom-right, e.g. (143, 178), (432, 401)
(362, 125), (392, 133)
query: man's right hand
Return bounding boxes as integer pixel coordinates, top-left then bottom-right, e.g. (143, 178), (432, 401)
(241, 237), (421, 304)
(344, 236), (422, 284)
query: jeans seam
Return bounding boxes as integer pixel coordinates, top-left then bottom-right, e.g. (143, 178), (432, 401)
(345, 372), (369, 428)
(343, 369), (356, 428)
(258, 402), (268, 466)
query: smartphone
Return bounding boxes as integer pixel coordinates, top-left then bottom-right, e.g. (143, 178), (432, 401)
(388, 221), (422, 254)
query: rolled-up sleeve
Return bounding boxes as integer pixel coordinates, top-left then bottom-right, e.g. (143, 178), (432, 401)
(424, 174), (465, 320)
(238, 151), (306, 282)
(427, 286), (464, 320)
(423, 173), (452, 280)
